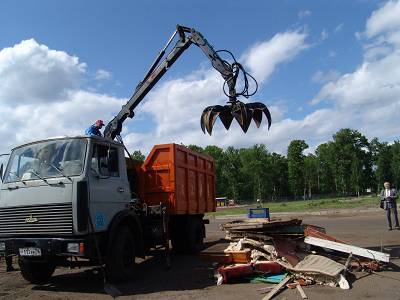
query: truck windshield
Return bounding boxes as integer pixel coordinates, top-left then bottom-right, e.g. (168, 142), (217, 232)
(4, 139), (87, 183)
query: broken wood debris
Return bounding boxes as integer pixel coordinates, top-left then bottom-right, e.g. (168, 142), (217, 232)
(261, 275), (291, 300)
(201, 217), (390, 299)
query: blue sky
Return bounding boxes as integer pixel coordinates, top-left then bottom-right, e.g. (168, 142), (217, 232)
(0, 0), (400, 155)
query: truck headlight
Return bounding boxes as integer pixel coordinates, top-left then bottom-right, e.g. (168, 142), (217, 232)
(67, 242), (84, 254)
(67, 243), (79, 253)
(0, 242), (5, 251)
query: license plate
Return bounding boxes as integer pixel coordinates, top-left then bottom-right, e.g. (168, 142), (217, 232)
(19, 247), (42, 257)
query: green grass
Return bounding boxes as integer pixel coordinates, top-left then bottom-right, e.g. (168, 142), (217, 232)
(206, 196), (379, 217)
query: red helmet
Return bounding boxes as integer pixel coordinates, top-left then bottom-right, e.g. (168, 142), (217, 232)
(96, 120), (105, 127)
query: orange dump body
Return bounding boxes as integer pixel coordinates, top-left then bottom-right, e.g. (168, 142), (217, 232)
(137, 144), (216, 215)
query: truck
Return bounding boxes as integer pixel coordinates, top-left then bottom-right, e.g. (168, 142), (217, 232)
(0, 25), (271, 284)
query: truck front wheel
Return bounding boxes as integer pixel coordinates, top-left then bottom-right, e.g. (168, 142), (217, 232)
(106, 226), (136, 283)
(18, 258), (55, 284)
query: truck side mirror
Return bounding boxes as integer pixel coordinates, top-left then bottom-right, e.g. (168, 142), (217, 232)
(0, 163), (3, 182)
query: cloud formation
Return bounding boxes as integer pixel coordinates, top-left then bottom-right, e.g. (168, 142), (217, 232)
(0, 39), (86, 105)
(130, 31), (310, 153)
(243, 31), (309, 83)
(310, 0), (400, 142)
(298, 10), (312, 19)
(0, 39), (124, 153)
(2, 1), (399, 159)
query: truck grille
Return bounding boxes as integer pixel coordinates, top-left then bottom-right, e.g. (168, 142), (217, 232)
(0, 203), (73, 235)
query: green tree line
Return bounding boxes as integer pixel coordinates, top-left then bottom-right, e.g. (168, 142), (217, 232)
(133, 128), (400, 202)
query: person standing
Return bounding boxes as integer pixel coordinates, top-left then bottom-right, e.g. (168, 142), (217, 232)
(85, 120), (105, 137)
(380, 182), (400, 230)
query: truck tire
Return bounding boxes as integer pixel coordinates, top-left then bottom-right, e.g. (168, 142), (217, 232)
(106, 226), (136, 283)
(171, 216), (204, 254)
(18, 258), (55, 284)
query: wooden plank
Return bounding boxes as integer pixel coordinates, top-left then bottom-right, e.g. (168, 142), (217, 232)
(304, 237), (390, 263)
(273, 238), (299, 267)
(261, 276), (291, 300)
(296, 285), (308, 299)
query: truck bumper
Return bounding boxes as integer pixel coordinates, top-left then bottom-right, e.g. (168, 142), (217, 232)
(0, 237), (91, 259)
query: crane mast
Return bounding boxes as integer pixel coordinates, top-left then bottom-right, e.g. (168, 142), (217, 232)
(104, 25), (271, 140)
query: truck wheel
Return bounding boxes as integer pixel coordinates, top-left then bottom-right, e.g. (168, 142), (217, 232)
(18, 258), (55, 284)
(171, 217), (204, 254)
(106, 226), (136, 283)
(187, 217), (204, 253)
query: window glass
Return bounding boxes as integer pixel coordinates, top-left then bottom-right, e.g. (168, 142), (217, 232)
(4, 139), (86, 182)
(91, 144), (119, 177)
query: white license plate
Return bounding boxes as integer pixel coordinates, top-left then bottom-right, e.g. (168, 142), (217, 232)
(19, 247), (42, 257)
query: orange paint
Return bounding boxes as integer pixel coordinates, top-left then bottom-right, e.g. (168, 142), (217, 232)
(136, 144), (216, 215)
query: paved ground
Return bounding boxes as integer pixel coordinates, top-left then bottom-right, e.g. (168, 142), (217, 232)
(1, 211), (400, 300)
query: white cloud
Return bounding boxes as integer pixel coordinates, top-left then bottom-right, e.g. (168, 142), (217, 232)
(334, 23), (344, 33)
(0, 33), (309, 155)
(298, 10), (312, 19)
(128, 0), (400, 154)
(0, 40), (125, 153)
(365, 0), (400, 38)
(119, 31), (309, 153)
(312, 69), (341, 84)
(3, 0), (400, 159)
(242, 31), (309, 83)
(95, 69), (111, 80)
(319, 29), (329, 41)
(0, 39), (86, 105)
(308, 0), (400, 144)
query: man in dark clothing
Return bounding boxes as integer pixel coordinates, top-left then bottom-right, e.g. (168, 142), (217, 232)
(1, 255), (14, 272)
(85, 120), (105, 137)
(380, 182), (399, 230)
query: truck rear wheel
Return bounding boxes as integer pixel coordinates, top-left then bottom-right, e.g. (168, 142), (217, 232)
(18, 258), (55, 284)
(171, 216), (204, 254)
(106, 226), (136, 283)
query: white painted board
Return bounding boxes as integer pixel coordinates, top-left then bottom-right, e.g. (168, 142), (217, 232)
(304, 237), (390, 263)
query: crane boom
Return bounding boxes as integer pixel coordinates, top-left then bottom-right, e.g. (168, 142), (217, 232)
(104, 25), (271, 140)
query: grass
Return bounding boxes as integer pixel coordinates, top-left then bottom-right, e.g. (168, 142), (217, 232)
(206, 196), (380, 217)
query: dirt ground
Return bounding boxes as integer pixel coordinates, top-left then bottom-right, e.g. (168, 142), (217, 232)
(1, 211), (400, 300)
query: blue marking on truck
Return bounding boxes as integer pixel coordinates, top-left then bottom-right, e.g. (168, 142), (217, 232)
(95, 212), (105, 229)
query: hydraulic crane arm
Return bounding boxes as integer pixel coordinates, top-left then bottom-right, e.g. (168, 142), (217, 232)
(104, 25), (271, 140)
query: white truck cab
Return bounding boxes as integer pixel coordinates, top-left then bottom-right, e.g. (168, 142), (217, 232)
(0, 136), (147, 283)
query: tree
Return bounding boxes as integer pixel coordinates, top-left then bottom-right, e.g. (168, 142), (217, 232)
(287, 140), (308, 199)
(131, 150), (145, 162)
(392, 141), (400, 189)
(221, 147), (242, 200)
(187, 144), (204, 154)
(315, 142), (336, 193)
(203, 145), (229, 197)
(268, 153), (288, 201)
(239, 144), (270, 202)
(332, 128), (370, 195)
(304, 154), (318, 199)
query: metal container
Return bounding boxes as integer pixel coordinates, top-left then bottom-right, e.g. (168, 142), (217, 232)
(138, 144), (216, 215)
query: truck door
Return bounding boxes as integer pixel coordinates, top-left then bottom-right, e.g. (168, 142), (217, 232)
(88, 143), (129, 232)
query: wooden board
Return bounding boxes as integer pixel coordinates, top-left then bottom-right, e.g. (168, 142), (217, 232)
(262, 276), (291, 300)
(199, 241), (251, 264)
(304, 237), (390, 263)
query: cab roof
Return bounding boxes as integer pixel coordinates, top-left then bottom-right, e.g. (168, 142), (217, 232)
(11, 135), (122, 151)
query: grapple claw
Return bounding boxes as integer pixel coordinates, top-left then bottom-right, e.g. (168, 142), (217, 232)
(200, 101), (271, 135)
(201, 106), (221, 135)
(247, 102), (272, 129)
(231, 102), (252, 133)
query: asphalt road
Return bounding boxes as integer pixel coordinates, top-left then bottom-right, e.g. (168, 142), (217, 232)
(1, 211), (399, 300)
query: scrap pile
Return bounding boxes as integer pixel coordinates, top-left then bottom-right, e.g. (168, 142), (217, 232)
(200, 218), (390, 299)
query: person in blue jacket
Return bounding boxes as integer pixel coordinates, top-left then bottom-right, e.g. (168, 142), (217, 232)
(85, 120), (105, 137)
